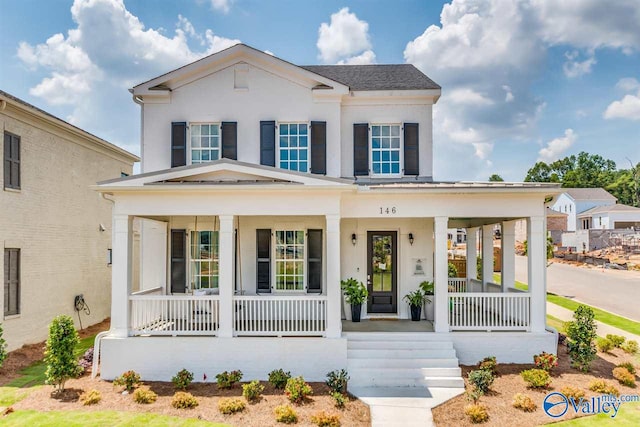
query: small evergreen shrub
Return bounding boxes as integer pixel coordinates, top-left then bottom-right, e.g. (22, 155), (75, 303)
(269, 369), (292, 389)
(512, 393), (536, 412)
(596, 337), (614, 353)
(133, 387), (158, 404)
(310, 411), (341, 427)
(477, 356), (498, 376)
(565, 305), (597, 371)
(560, 386), (585, 401)
(172, 369), (194, 390)
(0, 323), (6, 369)
(464, 403), (489, 424)
(274, 404), (298, 424)
(622, 340), (639, 354)
(172, 391), (199, 409)
(331, 391), (346, 408)
(218, 397), (246, 414)
(468, 369), (495, 393)
(326, 369), (349, 394)
(533, 352), (558, 372)
(44, 315), (82, 392)
(520, 369), (551, 389)
(465, 389), (484, 403)
(216, 370), (243, 389)
(285, 376), (313, 404)
(80, 389), (101, 406)
(617, 362), (636, 375)
(113, 370), (141, 392)
(242, 380), (265, 402)
(589, 379), (620, 396)
(613, 367), (636, 387)
(606, 334), (626, 348)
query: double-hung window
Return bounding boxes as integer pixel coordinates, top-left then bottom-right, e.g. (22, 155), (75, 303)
(278, 123), (309, 172)
(274, 230), (305, 291)
(190, 231), (219, 289)
(190, 123), (221, 164)
(4, 132), (20, 190)
(371, 124), (401, 176)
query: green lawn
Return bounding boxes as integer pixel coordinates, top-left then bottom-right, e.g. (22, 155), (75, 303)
(546, 314), (567, 334)
(0, 410), (226, 426)
(548, 401), (640, 426)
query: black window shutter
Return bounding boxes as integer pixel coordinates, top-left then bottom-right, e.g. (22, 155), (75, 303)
(4, 248), (20, 316)
(4, 132), (20, 190)
(353, 123), (369, 176)
(307, 229), (322, 293)
(310, 121), (326, 174)
(256, 229), (271, 292)
(171, 122), (187, 167)
(221, 122), (237, 160)
(170, 230), (187, 294)
(404, 123), (419, 176)
(260, 121), (276, 167)
(3, 133), (11, 189)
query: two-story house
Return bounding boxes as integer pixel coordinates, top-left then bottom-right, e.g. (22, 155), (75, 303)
(552, 188), (617, 231)
(95, 44), (559, 390)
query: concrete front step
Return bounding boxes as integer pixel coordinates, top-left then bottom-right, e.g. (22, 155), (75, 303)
(348, 340), (453, 350)
(348, 348), (457, 359)
(350, 375), (465, 388)
(348, 357), (459, 369)
(344, 332), (450, 341)
(350, 367), (462, 378)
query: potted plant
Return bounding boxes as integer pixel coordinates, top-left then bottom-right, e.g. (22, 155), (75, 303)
(340, 278), (368, 322)
(419, 281), (435, 321)
(404, 289), (429, 321)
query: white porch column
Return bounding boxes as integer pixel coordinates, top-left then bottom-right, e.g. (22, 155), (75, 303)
(501, 221), (516, 292)
(325, 215), (342, 338)
(482, 224), (494, 290)
(111, 214), (133, 337)
(466, 227), (478, 281)
(218, 215), (235, 338)
(434, 216), (449, 333)
(527, 216), (546, 333)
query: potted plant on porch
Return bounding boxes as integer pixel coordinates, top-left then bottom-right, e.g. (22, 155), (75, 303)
(419, 281), (434, 321)
(340, 278), (368, 322)
(404, 289), (429, 321)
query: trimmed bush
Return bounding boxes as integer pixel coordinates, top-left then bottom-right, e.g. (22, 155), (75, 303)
(216, 370), (243, 389)
(242, 380), (265, 402)
(589, 379), (620, 396)
(218, 397), (246, 414)
(560, 386), (585, 401)
(622, 340), (639, 354)
(326, 369), (350, 394)
(311, 411), (341, 427)
(606, 334), (626, 348)
(274, 404), (298, 424)
(512, 393), (536, 412)
(566, 305), (597, 371)
(0, 323), (6, 369)
(133, 387), (158, 404)
(331, 391), (346, 408)
(285, 376), (313, 404)
(613, 367), (636, 387)
(113, 370), (141, 392)
(468, 369), (495, 393)
(44, 315), (82, 392)
(617, 362), (636, 375)
(596, 337), (614, 353)
(269, 369), (292, 389)
(478, 356), (498, 376)
(464, 403), (489, 424)
(172, 391), (199, 409)
(533, 352), (558, 372)
(80, 389), (101, 406)
(172, 369), (194, 390)
(521, 369), (551, 389)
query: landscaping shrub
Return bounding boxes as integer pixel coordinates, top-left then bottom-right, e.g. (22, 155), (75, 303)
(242, 380), (265, 402)
(0, 323), (8, 369)
(477, 356), (498, 376)
(113, 370), (141, 392)
(274, 404), (298, 424)
(468, 369), (495, 393)
(172, 369), (194, 390)
(606, 334), (626, 348)
(588, 379), (620, 396)
(331, 391), (346, 408)
(613, 367), (636, 387)
(133, 387), (158, 404)
(172, 391), (199, 409)
(44, 315), (82, 392)
(520, 369), (551, 389)
(596, 337), (614, 353)
(285, 376), (313, 404)
(269, 369), (292, 389)
(565, 305), (597, 371)
(622, 340), (639, 354)
(512, 393), (536, 412)
(560, 386), (585, 401)
(78, 347), (94, 373)
(216, 370), (243, 389)
(465, 389), (484, 403)
(326, 369), (350, 394)
(533, 352), (558, 372)
(80, 389), (101, 406)
(218, 397), (246, 414)
(617, 362), (636, 375)
(464, 403), (489, 424)
(448, 262), (458, 278)
(311, 411), (341, 427)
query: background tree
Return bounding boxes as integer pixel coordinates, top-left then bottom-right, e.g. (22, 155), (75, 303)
(488, 174), (504, 182)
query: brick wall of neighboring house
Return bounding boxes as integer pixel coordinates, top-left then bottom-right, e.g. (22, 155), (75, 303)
(547, 215), (567, 232)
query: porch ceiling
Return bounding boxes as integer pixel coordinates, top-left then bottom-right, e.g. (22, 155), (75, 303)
(448, 217), (522, 228)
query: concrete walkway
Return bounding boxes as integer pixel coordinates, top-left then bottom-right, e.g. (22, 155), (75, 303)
(547, 302), (640, 342)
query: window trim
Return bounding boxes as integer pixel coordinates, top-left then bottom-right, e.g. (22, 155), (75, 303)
(188, 122), (222, 165)
(4, 131), (21, 190)
(272, 229), (307, 293)
(4, 248), (20, 317)
(369, 123), (403, 178)
(188, 230), (220, 291)
(276, 121), (310, 173)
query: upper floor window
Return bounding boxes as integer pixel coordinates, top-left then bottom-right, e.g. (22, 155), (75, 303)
(4, 132), (21, 190)
(278, 123), (309, 172)
(190, 123), (220, 164)
(371, 124), (401, 176)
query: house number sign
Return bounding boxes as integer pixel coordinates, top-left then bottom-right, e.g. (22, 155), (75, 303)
(379, 207), (397, 215)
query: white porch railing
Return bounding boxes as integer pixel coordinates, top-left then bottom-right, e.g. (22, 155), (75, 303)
(130, 295), (220, 336)
(234, 296), (327, 336)
(447, 278), (467, 292)
(448, 292), (530, 331)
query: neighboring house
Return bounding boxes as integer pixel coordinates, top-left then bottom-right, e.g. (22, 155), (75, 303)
(577, 204), (640, 230)
(1, 90), (138, 351)
(551, 188), (616, 231)
(96, 44), (559, 389)
(515, 207), (568, 245)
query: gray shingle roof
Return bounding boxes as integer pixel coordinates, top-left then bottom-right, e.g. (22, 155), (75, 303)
(564, 188), (616, 201)
(578, 204), (640, 216)
(300, 64), (440, 91)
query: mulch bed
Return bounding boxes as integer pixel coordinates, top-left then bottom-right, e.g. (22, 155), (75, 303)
(432, 343), (639, 426)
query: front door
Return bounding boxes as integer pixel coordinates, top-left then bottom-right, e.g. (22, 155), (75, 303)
(367, 231), (397, 313)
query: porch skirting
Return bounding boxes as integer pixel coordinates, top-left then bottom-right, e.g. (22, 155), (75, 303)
(450, 330), (557, 365)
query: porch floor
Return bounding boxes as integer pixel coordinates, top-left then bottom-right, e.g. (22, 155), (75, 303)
(342, 319), (434, 333)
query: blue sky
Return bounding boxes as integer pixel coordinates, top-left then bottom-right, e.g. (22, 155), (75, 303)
(1, 0), (639, 181)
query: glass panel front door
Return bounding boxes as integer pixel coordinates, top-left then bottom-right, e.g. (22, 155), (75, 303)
(367, 231), (397, 313)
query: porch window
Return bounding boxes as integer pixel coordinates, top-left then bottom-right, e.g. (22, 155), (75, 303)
(278, 123), (309, 172)
(190, 123), (221, 164)
(190, 231), (219, 289)
(371, 124), (401, 176)
(275, 230), (305, 291)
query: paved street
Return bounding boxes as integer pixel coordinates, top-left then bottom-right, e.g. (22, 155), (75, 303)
(514, 255), (640, 322)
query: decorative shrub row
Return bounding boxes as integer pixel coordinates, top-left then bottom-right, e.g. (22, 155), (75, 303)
(520, 369), (551, 389)
(589, 379), (620, 396)
(613, 367), (636, 387)
(533, 352), (558, 372)
(512, 393), (536, 412)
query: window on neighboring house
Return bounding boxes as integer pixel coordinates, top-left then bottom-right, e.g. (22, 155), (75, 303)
(4, 248), (20, 316)
(190, 123), (221, 164)
(4, 132), (20, 190)
(121, 172), (129, 178)
(278, 123), (309, 172)
(599, 216), (602, 226)
(190, 231), (219, 289)
(569, 205), (572, 212)
(371, 124), (401, 176)
(275, 230), (305, 291)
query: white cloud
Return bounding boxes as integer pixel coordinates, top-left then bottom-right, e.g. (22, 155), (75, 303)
(538, 129), (577, 162)
(448, 88), (494, 106)
(210, 0), (232, 14)
(616, 77), (640, 92)
(604, 91), (640, 121)
(337, 50), (376, 65)
(317, 8), (374, 64)
(562, 50), (596, 78)
(503, 85), (514, 102)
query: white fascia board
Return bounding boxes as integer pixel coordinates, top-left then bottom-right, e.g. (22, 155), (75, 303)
(92, 184), (356, 193)
(345, 89), (441, 103)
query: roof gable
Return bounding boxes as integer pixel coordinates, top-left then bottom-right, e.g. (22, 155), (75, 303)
(564, 188), (617, 201)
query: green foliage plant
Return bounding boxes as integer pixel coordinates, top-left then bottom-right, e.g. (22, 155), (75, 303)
(113, 370), (141, 392)
(242, 380), (265, 402)
(172, 368), (194, 390)
(133, 387), (158, 404)
(172, 391), (199, 409)
(326, 369), (349, 394)
(274, 404), (298, 423)
(0, 323), (7, 368)
(520, 369), (551, 389)
(565, 305), (597, 371)
(218, 397), (245, 414)
(285, 376), (313, 404)
(468, 369), (494, 393)
(269, 369), (292, 389)
(44, 315), (82, 392)
(216, 370), (243, 389)
(340, 278), (368, 305)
